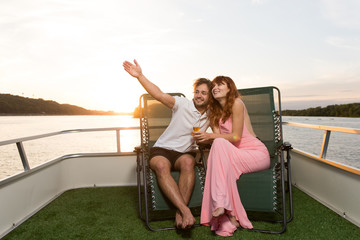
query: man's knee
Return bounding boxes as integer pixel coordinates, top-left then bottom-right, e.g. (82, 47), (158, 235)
(150, 157), (171, 175)
(176, 155), (195, 172)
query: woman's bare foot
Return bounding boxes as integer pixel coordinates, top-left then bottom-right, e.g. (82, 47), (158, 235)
(229, 216), (240, 228)
(174, 211), (183, 228)
(212, 207), (225, 218)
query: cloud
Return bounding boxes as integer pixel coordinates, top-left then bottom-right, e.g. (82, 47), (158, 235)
(282, 74), (360, 107)
(281, 76), (360, 110)
(326, 36), (360, 50)
(280, 59), (360, 110)
(251, 0), (268, 5)
(282, 99), (359, 110)
(320, 0), (360, 29)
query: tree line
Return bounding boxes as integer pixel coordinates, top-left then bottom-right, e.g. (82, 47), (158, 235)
(282, 103), (360, 117)
(2, 93), (359, 117)
(133, 102), (360, 118)
(0, 94), (118, 115)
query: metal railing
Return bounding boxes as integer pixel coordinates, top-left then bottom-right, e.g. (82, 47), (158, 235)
(2, 122), (359, 176)
(0, 127), (140, 174)
(283, 121), (360, 175)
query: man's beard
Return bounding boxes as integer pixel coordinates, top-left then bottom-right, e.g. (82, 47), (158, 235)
(195, 101), (207, 109)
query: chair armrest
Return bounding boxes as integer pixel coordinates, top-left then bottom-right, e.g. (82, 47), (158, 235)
(281, 142), (293, 151)
(198, 143), (211, 150)
(134, 146), (144, 154)
(198, 144), (211, 172)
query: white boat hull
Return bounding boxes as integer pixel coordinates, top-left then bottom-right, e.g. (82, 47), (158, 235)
(0, 153), (138, 238)
(1, 148), (360, 238)
(290, 149), (360, 227)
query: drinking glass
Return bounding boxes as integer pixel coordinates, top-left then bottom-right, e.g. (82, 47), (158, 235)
(193, 120), (200, 149)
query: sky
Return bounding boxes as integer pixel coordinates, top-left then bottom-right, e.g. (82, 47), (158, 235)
(1, 0), (360, 113)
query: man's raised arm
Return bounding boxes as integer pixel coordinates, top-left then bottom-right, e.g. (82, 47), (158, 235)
(123, 59), (175, 109)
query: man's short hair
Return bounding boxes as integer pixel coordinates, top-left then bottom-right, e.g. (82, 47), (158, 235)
(193, 78), (211, 90)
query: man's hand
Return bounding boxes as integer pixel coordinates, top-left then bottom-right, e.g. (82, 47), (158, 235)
(193, 131), (212, 144)
(123, 59), (142, 78)
(122, 59), (175, 109)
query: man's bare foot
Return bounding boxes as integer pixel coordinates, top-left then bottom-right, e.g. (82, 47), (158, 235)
(229, 215), (240, 228)
(181, 209), (196, 229)
(174, 211), (183, 228)
(212, 207), (225, 218)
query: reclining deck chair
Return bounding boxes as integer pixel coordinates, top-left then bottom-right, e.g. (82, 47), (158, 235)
(236, 86), (293, 234)
(135, 93), (206, 231)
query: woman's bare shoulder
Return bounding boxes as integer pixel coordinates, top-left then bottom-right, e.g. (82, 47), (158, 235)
(233, 98), (244, 108)
(232, 98), (244, 113)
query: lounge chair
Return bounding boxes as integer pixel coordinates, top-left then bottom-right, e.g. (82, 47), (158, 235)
(135, 93), (206, 231)
(236, 86), (293, 233)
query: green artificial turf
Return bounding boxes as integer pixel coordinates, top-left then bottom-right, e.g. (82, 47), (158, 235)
(3, 186), (359, 240)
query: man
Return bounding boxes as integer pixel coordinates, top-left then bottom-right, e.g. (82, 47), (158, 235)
(123, 59), (211, 229)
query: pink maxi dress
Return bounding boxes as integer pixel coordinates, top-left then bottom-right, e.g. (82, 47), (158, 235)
(200, 114), (270, 237)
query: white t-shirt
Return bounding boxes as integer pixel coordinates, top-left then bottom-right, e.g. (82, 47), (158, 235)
(153, 96), (209, 153)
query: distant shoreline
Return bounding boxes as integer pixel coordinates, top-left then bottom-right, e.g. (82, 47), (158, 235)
(0, 93), (134, 116)
(282, 102), (360, 118)
(0, 113), (133, 116)
(1, 93), (359, 118)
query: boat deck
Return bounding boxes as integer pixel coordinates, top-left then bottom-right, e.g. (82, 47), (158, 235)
(2, 186), (359, 240)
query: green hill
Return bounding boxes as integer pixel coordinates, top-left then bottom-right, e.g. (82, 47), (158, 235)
(133, 101), (360, 118)
(283, 103), (360, 117)
(4, 93), (357, 117)
(0, 93), (120, 115)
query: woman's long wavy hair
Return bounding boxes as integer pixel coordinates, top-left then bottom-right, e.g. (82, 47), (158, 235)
(208, 76), (240, 128)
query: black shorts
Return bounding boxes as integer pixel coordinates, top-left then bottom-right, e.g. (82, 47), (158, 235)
(149, 147), (196, 170)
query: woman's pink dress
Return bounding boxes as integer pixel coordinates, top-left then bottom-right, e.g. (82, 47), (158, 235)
(200, 116), (270, 237)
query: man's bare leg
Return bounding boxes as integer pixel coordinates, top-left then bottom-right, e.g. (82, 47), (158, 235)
(149, 156), (195, 229)
(174, 154), (196, 229)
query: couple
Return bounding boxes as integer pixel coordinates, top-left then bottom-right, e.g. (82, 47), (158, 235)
(123, 60), (270, 237)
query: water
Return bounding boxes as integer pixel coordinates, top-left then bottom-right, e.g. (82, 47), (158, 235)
(0, 115), (140, 179)
(0, 115), (359, 179)
(282, 116), (360, 169)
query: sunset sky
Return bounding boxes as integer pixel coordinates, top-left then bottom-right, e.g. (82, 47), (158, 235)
(1, 0), (360, 113)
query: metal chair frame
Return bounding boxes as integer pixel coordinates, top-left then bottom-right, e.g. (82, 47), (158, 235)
(135, 87), (294, 233)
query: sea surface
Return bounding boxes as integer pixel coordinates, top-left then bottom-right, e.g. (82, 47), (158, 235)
(282, 116), (360, 169)
(0, 115), (359, 179)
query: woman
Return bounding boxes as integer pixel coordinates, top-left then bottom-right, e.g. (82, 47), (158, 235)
(194, 76), (270, 237)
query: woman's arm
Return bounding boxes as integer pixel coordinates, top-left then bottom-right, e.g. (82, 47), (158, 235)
(230, 99), (245, 142)
(193, 126), (220, 144)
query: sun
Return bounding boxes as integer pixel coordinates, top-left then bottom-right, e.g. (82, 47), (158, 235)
(90, 82), (144, 113)
(98, 92), (141, 113)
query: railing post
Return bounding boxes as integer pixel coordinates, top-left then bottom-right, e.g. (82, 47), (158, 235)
(320, 130), (331, 159)
(116, 129), (121, 153)
(16, 142), (30, 171)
